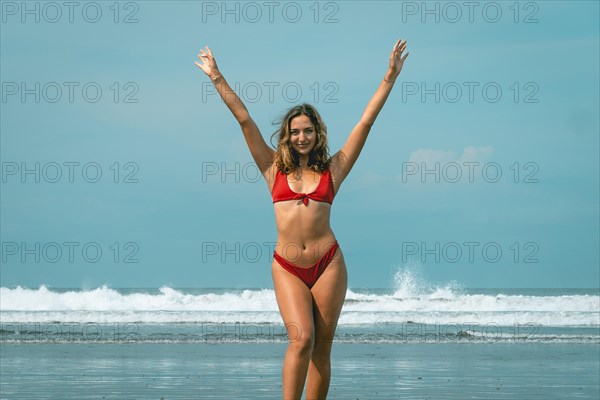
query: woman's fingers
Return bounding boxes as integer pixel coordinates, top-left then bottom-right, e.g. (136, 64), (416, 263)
(194, 45), (218, 76)
(194, 61), (206, 71)
(392, 39), (407, 61)
(395, 40), (407, 60)
(397, 40), (406, 53)
(389, 38), (408, 72)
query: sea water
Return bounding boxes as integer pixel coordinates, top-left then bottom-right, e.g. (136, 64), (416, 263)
(2, 270), (598, 345)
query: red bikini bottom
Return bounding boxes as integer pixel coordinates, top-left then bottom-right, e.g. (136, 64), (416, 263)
(273, 241), (339, 288)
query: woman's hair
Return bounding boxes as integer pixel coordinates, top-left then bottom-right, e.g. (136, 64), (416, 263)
(270, 103), (330, 174)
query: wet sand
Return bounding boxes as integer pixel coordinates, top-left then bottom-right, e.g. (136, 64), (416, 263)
(1, 342), (598, 399)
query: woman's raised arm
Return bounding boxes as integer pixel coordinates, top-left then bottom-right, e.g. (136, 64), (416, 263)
(330, 39), (409, 183)
(195, 46), (275, 174)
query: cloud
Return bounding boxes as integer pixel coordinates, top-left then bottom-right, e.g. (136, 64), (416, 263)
(408, 146), (494, 165)
(401, 146), (495, 185)
(408, 149), (457, 165)
(458, 146), (494, 163)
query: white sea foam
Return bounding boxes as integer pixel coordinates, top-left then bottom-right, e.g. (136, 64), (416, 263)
(1, 268), (599, 327)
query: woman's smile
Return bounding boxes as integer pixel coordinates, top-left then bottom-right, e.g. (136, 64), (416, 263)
(290, 114), (316, 155)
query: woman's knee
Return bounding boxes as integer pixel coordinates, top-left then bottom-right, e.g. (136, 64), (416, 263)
(310, 344), (331, 369)
(286, 323), (315, 355)
(311, 326), (335, 363)
(314, 322), (337, 345)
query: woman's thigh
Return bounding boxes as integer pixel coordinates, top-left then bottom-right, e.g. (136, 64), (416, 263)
(272, 260), (315, 342)
(310, 249), (348, 344)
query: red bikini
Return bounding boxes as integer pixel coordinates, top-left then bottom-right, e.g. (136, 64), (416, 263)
(271, 168), (335, 206)
(273, 241), (339, 288)
(271, 168), (339, 288)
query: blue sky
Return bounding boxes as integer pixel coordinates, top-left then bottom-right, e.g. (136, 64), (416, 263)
(1, 0), (598, 289)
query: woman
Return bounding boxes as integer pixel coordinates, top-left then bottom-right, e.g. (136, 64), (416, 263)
(195, 39), (408, 399)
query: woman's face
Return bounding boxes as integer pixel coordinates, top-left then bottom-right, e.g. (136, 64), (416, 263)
(289, 114), (316, 156)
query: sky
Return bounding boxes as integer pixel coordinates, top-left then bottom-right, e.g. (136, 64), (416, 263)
(1, 0), (598, 289)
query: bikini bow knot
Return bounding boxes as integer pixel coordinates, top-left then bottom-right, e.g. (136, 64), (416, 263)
(293, 193), (310, 206)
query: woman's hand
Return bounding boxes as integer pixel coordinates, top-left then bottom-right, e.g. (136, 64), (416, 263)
(387, 39), (409, 81)
(194, 46), (221, 79)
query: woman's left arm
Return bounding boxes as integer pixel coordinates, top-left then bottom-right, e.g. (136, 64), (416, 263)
(330, 39), (409, 182)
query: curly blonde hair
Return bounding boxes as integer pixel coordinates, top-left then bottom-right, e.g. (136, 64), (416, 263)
(270, 103), (331, 174)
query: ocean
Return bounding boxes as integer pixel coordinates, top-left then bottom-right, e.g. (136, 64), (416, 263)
(1, 271), (599, 399)
(2, 270), (598, 345)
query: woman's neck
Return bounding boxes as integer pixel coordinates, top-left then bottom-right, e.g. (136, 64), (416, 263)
(298, 155), (309, 169)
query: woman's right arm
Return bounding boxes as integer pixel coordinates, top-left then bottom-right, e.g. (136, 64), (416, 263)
(195, 46), (275, 174)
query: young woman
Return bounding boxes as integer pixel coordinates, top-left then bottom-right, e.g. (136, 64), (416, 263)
(195, 39), (408, 399)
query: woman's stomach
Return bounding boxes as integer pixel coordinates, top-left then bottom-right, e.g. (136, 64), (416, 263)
(272, 200), (336, 265)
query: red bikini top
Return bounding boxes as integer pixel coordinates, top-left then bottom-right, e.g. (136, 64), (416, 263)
(272, 169), (335, 206)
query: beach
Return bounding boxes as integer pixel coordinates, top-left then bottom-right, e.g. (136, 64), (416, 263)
(1, 342), (598, 399)
(1, 285), (598, 399)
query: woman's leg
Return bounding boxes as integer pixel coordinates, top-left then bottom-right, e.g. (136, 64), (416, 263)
(272, 259), (316, 399)
(305, 249), (348, 399)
